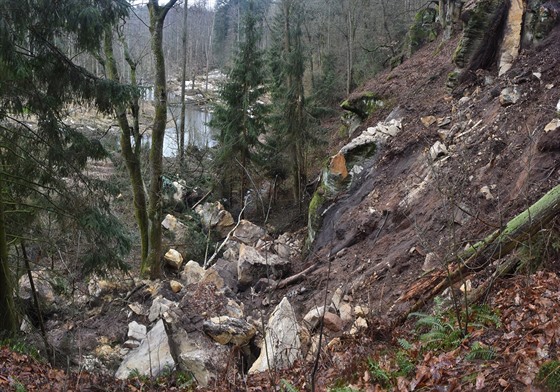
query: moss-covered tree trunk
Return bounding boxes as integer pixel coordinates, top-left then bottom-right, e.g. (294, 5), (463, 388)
(0, 178), (17, 335)
(146, 0), (178, 278)
(399, 183), (560, 318)
(103, 28), (150, 267)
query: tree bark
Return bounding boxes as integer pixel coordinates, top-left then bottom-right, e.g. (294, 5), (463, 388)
(146, 0), (178, 279)
(104, 28), (150, 267)
(179, 0), (189, 163)
(0, 176), (17, 335)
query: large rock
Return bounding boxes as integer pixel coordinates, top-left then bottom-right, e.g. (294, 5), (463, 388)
(203, 258), (238, 293)
(164, 248), (184, 270)
(169, 327), (229, 387)
(202, 316), (256, 346)
(232, 220), (266, 246)
(148, 296), (177, 323)
(115, 320), (175, 379)
(181, 260), (205, 286)
(195, 202), (234, 237)
(18, 271), (57, 311)
(237, 244), (291, 288)
(248, 297), (301, 374)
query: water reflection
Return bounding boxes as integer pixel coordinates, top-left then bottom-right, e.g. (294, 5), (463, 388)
(164, 105), (216, 157)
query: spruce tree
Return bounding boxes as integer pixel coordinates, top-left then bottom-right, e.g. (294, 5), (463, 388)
(268, 0), (308, 206)
(211, 3), (268, 205)
(0, 0), (132, 335)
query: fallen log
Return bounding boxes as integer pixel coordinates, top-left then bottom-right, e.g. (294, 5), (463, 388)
(275, 264), (317, 290)
(397, 183), (560, 321)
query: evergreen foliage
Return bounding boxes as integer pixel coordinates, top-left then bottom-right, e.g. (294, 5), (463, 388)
(210, 2), (268, 203)
(267, 0), (309, 205)
(0, 0), (133, 334)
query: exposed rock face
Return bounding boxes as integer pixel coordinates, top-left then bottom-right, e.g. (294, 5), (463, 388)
(308, 117), (403, 245)
(115, 320), (175, 379)
(340, 91), (384, 120)
(453, 0), (509, 69)
(404, 6), (438, 57)
(202, 316), (256, 346)
(499, 0), (525, 75)
(249, 297), (301, 374)
(237, 244), (291, 288)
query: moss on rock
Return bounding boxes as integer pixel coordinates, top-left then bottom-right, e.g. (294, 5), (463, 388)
(452, 0), (508, 68)
(341, 92), (384, 120)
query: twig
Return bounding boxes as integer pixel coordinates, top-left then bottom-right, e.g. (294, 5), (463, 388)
(191, 188), (212, 210)
(204, 196), (249, 269)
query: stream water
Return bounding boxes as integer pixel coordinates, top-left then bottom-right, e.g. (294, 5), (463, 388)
(163, 104), (216, 157)
(141, 86), (217, 157)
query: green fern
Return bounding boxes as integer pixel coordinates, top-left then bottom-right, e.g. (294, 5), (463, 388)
(367, 358), (391, 388)
(395, 350), (416, 377)
(397, 338), (413, 351)
(465, 342), (496, 361)
(280, 379), (299, 392)
(537, 360), (560, 391)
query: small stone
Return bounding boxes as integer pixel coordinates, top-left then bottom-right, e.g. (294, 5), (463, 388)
(350, 317), (368, 335)
(202, 316), (256, 346)
(303, 306), (325, 331)
(437, 117), (451, 127)
(480, 185), (495, 200)
(170, 280), (183, 293)
(354, 306), (370, 318)
(460, 279), (472, 293)
(339, 303), (353, 324)
(420, 115), (437, 128)
(422, 252), (439, 272)
(148, 296), (176, 322)
(544, 119), (560, 133)
(330, 287), (344, 311)
(323, 312), (344, 332)
(161, 214), (177, 230)
(545, 84), (554, 90)
(458, 96), (471, 105)
(499, 87), (521, 106)
(164, 249), (183, 270)
(429, 141), (448, 161)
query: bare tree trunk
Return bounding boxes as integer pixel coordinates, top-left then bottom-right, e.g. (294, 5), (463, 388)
(0, 177), (17, 335)
(104, 28), (150, 267)
(179, 0), (189, 164)
(146, 0), (179, 279)
(205, 12), (216, 93)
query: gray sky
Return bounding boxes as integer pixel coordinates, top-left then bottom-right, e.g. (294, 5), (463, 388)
(132, 0), (216, 9)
